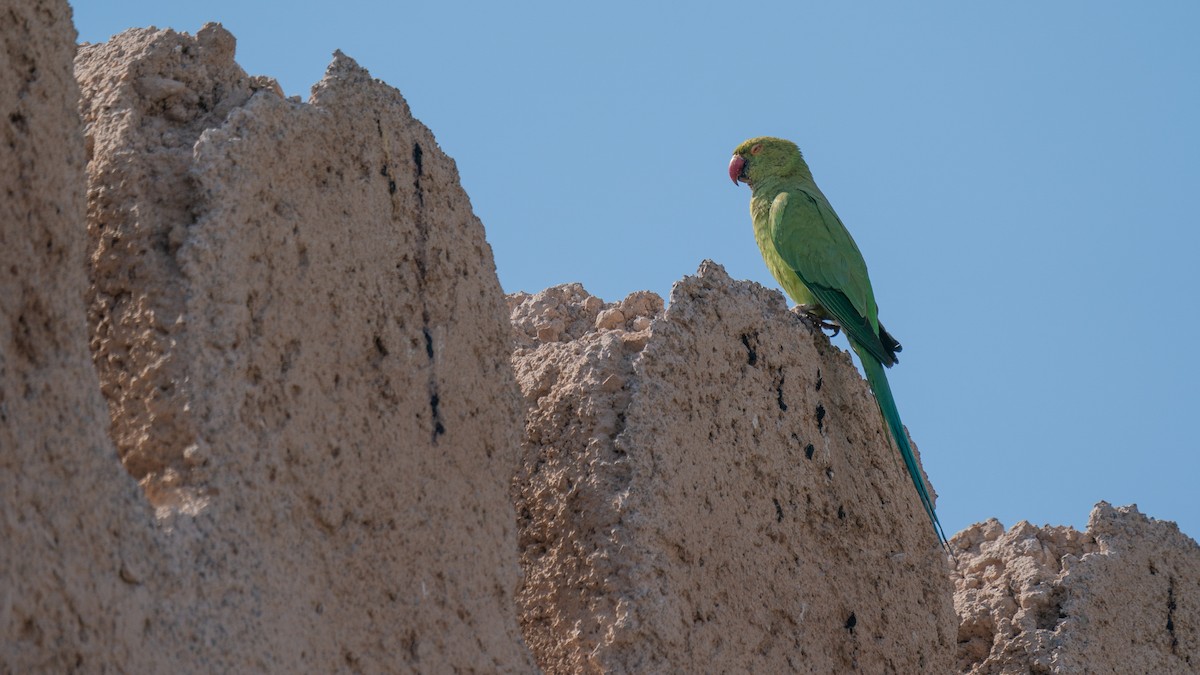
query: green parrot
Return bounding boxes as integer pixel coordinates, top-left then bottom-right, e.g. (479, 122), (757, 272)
(728, 136), (948, 549)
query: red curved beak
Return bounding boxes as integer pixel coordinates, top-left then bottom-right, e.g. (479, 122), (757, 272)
(728, 154), (746, 185)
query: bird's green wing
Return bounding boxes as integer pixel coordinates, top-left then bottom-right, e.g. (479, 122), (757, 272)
(769, 189), (894, 366)
(770, 187), (945, 548)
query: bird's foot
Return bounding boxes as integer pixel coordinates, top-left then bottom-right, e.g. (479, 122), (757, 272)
(795, 304), (841, 337)
(814, 319), (841, 337)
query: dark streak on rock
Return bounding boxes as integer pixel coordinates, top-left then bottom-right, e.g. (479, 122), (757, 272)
(412, 142), (424, 206)
(740, 332), (758, 366)
(379, 123), (443, 443)
(773, 498), (784, 523)
(775, 367), (787, 411)
(380, 163), (396, 194)
(409, 141), (443, 441)
(1168, 575), (1178, 653)
(430, 393), (446, 438)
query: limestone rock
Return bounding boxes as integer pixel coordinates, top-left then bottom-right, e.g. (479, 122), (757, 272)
(511, 261), (956, 673)
(952, 502), (1199, 674)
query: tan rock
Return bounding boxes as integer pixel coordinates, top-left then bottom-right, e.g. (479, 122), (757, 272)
(511, 282), (604, 348)
(1, 2), (161, 671)
(77, 23), (254, 487)
(595, 307), (626, 330)
(7, 6), (1196, 671)
(6, 17), (533, 671)
(952, 502), (1199, 674)
(511, 261), (956, 673)
(617, 289), (664, 321)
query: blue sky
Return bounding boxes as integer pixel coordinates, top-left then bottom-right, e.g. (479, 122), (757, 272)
(73, 2), (1200, 542)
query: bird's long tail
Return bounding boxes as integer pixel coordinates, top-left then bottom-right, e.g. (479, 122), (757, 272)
(852, 341), (950, 550)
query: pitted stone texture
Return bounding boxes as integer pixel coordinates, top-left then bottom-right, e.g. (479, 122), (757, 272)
(952, 503), (1199, 674)
(70, 25), (533, 672)
(77, 24), (263, 487)
(512, 261), (955, 674)
(1, 2), (162, 672)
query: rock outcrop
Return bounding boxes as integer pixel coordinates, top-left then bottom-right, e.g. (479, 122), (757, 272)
(1, 2), (162, 671)
(4, 4), (1199, 673)
(953, 502), (1199, 674)
(510, 263), (957, 673)
(5, 11), (533, 672)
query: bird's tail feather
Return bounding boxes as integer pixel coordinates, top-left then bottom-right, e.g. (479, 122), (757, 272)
(852, 341), (950, 551)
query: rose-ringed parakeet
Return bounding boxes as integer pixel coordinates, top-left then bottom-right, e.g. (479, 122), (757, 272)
(729, 136), (949, 549)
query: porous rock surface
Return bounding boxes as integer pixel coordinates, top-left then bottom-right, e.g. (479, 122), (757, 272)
(5, 13), (533, 672)
(7, 4), (1200, 673)
(510, 262), (957, 673)
(952, 502), (1199, 674)
(1, 2), (162, 671)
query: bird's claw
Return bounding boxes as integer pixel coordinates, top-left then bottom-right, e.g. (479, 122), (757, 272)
(794, 305), (840, 337)
(814, 318), (841, 337)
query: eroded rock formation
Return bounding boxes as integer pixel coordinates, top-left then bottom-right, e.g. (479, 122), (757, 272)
(5, 10), (533, 672)
(3, 4), (1198, 672)
(953, 502), (1198, 674)
(509, 263), (957, 673)
(1, 2), (162, 670)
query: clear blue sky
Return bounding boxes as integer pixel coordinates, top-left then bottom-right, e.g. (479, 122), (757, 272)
(73, 2), (1200, 542)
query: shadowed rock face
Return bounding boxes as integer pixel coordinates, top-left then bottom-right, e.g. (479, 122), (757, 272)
(510, 262), (957, 674)
(5, 13), (533, 672)
(77, 24), (258, 489)
(953, 502), (1200, 674)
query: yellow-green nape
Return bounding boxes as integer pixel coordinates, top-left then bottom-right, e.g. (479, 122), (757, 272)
(732, 136), (801, 157)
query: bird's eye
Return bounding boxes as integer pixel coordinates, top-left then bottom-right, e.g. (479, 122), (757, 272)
(750, 144), (763, 155)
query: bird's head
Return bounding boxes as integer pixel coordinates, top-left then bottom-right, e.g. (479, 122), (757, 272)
(728, 136), (809, 188)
